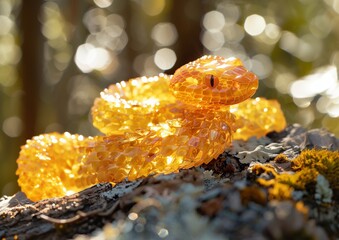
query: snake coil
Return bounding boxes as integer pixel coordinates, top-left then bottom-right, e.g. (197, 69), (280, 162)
(16, 55), (286, 201)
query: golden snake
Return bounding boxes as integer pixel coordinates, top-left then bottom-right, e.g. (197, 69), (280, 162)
(16, 55), (286, 201)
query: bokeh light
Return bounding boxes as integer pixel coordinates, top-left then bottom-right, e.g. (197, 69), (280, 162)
(264, 23), (281, 43)
(202, 31), (224, 51)
(0, 15), (13, 35)
(154, 48), (177, 70)
(280, 32), (322, 62)
(290, 66), (337, 99)
(0, 35), (21, 65)
(151, 22), (178, 46)
(250, 54), (273, 79)
(141, 0), (165, 16)
(324, 0), (339, 13)
(94, 0), (114, 8)
(203, 11), (225, 32)
(289, 65), (339, 117)
(244, 14), (266, 36)
(2, 116), (22, 138)
(75, 43), (112, 73)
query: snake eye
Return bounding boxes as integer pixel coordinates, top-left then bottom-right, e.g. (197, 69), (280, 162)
(205, 74), (219, 88)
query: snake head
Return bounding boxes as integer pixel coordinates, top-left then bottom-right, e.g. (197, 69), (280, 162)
(169, 55), (258, 107)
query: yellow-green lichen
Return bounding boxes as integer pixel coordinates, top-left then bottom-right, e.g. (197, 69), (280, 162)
(291, 149), (338, 196)
(254, 149), (339, 201)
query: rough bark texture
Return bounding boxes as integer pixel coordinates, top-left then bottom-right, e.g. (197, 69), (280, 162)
(1, 124), (338, 239)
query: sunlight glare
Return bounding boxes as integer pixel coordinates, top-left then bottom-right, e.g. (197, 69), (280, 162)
(290, 65), (337, 98)
(154, 48), (176, 70)
(244, 14), (266, 36)
(75, 43), (112, 73)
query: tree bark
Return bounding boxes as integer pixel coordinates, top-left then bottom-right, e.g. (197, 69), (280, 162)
(1, 125), (337, 239)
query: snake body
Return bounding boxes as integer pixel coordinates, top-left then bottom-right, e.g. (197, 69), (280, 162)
(16, 56), (286, 201)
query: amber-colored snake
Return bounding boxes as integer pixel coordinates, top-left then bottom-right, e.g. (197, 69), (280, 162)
(16, 56), (286, 201)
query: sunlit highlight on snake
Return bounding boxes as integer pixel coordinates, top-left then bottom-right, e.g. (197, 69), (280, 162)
(16, 56), (286, 201)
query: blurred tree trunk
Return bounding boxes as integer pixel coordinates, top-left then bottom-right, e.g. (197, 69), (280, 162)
(54, 0), (88, 131)
(19, 0), (43, 141)
(170, 0), (205, 71)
